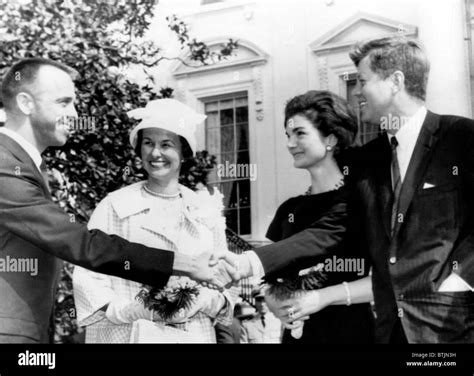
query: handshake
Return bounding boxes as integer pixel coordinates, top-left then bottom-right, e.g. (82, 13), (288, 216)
(185, 251), (254, 291)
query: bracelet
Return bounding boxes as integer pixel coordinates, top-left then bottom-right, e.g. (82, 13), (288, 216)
(342, 281), (351, 306)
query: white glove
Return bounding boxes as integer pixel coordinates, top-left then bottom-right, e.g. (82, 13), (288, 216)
(167, 288), (228, 324)
(105, 297), (154, 325)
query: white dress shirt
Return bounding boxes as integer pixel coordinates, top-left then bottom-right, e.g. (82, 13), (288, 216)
(386, 106), (427, 183)
(0, 127), (43, 173)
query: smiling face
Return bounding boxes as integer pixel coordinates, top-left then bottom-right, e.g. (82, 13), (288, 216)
(141, 128), (183, 185)
(29, 65), (78, 149)
(285, 114), (330, 170)
(353, 56), (394, 126)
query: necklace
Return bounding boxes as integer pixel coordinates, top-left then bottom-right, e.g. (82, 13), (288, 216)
(305, 177), (345, 195)
(143, 184), (181, 199)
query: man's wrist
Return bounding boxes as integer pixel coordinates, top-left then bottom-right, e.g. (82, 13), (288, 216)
(243, 251), (264, 279)
(172, 253), (195, 277)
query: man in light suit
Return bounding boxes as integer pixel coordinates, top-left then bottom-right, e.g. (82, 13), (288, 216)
(226, 37), (474, 343)
(0, 58), (234, 343)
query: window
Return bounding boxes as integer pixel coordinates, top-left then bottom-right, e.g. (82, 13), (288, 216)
(204, 93), (251, 235)
(346, 75), (380, 145)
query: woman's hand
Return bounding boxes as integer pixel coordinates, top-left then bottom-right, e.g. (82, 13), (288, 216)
(165, 288), (226, 324)
(265, 289), (329, 323)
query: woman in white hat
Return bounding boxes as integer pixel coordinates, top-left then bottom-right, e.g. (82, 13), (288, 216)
(73, 99), (234, 343)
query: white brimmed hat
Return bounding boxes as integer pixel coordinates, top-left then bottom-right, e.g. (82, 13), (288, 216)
(127, 99), (206, 155)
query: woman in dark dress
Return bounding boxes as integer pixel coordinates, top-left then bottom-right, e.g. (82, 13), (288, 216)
(264, 90), (374, 344)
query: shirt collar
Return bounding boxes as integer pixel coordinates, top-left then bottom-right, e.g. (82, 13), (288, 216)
(0, 127), (43, 171)
(387, 106), (427, 145)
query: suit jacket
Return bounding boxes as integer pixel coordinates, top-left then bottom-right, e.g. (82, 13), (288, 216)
(256, 111), (474, 343)
(0, 133), (174, 343)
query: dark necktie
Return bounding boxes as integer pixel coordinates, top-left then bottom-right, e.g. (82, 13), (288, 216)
(390, 136), (401, 235)
(261, 315), (266, 328)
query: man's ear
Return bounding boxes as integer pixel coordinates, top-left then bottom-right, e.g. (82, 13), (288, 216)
(16, 92), (35, 116)
(391, 71), (405, 94)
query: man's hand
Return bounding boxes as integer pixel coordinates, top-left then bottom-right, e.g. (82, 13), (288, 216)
(177, 252), (241, 291)
(201, 251), (241, 289)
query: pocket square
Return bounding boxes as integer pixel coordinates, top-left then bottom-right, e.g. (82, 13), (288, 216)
(423, 182), (435, 189)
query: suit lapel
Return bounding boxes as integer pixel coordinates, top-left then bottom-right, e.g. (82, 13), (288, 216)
(392, 111), (440, 237)
(0, 133), (51, 198)
(373, 134), (393, 238)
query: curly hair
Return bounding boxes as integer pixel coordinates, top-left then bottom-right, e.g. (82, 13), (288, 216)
(349, 36), (430, 101)
(284, 90), (358, 155)
(134, 129), (193, 161)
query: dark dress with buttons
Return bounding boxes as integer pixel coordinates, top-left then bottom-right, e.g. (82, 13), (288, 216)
(266, 187), (375, 344)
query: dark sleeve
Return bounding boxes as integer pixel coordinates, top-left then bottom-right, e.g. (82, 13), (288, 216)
(265, 200), (291, 242)
(451, 118), (474, 286)
(255, 188), (350, 278)
(215, 321), (240, 344)
(0, 151), (173, 288)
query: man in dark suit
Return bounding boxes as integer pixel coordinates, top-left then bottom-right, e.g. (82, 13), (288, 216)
(225, 37), (474, 343)
(0, 58), (234, 343)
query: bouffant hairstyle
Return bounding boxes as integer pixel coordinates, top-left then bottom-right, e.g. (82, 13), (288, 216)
(284, 90), (358, 154)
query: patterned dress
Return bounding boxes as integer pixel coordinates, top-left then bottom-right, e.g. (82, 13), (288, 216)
(73, 181), (234, 343)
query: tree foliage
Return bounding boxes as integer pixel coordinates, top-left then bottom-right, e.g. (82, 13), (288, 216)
(0, 0), (236, 343)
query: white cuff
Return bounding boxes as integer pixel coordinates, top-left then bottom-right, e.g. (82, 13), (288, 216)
(105, 297), (153, 325)
(245, 250), (265, 280)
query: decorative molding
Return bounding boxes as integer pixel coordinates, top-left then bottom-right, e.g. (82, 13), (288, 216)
(172, 38), (268, 78)
(179, 1), (256, 18)
(310, 12), (418, 54)
(317, 55), (329, 90)
(252, 66), (264, 121)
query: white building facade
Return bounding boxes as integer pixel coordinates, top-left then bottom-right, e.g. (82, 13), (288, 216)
(145, 0), (474, 243)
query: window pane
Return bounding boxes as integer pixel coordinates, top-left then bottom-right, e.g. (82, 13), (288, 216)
(224, 209), (238, 234)
(206, 126), (221, 154)
(225, 181), (238, 209)
(237, 150), (250, 165)
(220, 108), (234, 126)
(236, 106), (248, 124)
(239, 207), (251, 235)
(236, 123), (249, 151)
(219, 99), (234, 110)
(235, 97), (248, 107)
(221, 126), (234, 152)
(238, 179), (251, 207)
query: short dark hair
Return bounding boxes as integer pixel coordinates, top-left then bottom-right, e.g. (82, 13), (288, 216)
(284, 90), (358, 154)
(1, 58), (76, 112)
(134, 129), (193, 160)
(349, 36), (430, 101)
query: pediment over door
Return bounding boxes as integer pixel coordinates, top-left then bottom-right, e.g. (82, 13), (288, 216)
(310, 12), (417, 54)
(172, 38), (268, 78)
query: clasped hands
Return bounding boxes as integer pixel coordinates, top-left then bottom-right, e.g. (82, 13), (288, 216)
(189, 251), (252, 291)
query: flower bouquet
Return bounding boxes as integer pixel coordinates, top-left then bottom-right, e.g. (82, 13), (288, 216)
(136, 279), (200, 322)
(265, 263), (327, 339)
